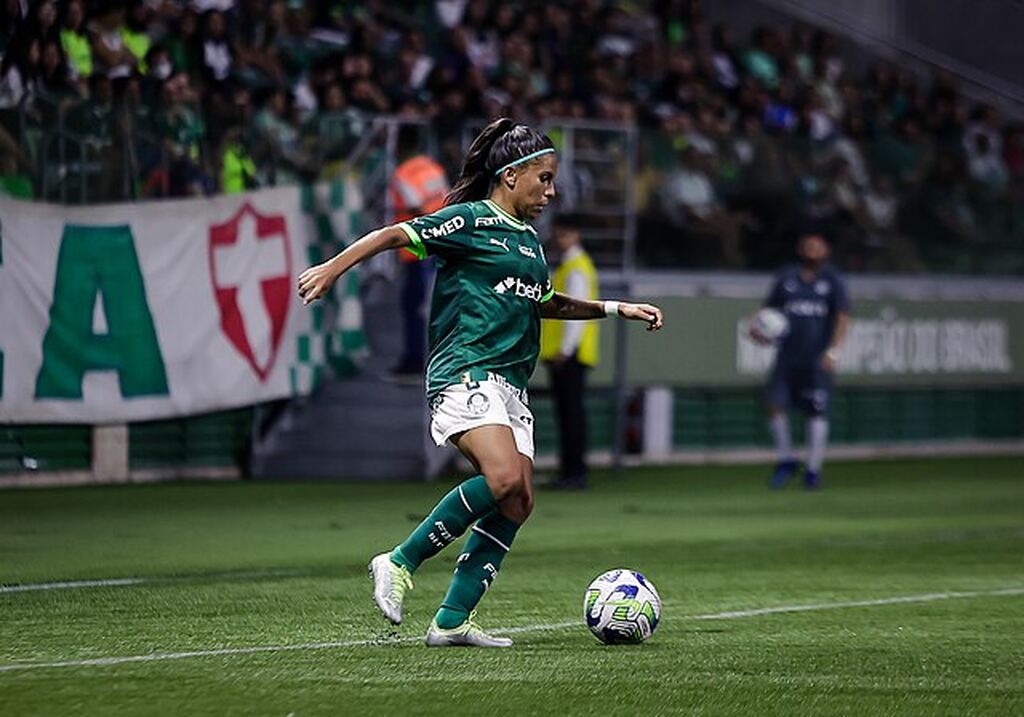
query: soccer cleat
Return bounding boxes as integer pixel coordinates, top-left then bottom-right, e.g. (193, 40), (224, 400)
(425, 611), (513, 648)
(803, 470), (822, 490)
(769, 459), (799, 489)
(369, 552), (413, 625)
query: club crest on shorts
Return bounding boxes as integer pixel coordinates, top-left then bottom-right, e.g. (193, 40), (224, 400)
(466, 391), (490, 416)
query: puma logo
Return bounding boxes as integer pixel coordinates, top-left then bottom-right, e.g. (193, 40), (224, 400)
(489, 237), (510, 252)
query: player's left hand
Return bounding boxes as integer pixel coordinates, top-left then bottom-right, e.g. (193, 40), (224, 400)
(821, 353), (837, 373)
(620, 303), (664, 331)
(297, 262), (337, 305)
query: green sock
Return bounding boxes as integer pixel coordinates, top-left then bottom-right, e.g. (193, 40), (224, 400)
(434, 511), (520, 629)
(390, 475), (497, 573)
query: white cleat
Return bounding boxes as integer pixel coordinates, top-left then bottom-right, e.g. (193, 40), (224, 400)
(369, 552), (413, 625)
(425, 612), (513, 648)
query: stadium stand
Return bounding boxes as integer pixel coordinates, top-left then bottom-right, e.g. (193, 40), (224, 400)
(0, 0), (1021, 273)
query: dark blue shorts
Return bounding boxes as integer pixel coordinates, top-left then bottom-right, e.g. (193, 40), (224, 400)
(765, 362), (832, 415)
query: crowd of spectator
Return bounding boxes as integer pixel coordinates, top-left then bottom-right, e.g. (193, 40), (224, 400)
(0, 0), (1021, 272)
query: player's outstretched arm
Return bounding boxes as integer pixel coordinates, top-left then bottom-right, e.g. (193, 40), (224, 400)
(540, 292), (664, 332)
(297, 225), (411, 305)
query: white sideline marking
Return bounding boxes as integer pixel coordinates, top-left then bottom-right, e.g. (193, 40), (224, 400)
(0, 578), (146, 594)
(687, 587), (1024, 620)
(0, 586), (1021, 673)
(0, 570), (303, 595)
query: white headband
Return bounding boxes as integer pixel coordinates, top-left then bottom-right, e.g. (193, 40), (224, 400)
(493, 148), (556, 176)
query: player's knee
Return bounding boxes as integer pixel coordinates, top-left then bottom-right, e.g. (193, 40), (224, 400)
(484, 463), (523, 501)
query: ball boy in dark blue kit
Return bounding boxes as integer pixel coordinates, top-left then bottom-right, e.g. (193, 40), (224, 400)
(753, 233), (852, 489)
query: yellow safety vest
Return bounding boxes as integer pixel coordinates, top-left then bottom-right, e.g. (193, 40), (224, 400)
(540, 249), (600, 366)
(60, 30), (93, 79)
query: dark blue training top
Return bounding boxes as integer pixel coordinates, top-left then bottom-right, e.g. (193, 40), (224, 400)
(764, 265), (851, 365)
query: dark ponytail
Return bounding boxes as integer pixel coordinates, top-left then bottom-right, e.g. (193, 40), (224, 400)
(445, 117), (555, 206)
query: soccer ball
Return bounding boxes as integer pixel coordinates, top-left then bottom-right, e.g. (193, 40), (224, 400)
(583, 569), (661, 644)
(751, 307), (789, 342)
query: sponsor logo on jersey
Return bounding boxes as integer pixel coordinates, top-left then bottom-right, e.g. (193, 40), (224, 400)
(489, 237), (510, 252)
(475, 215), (505, 228)
(493, 275), (546, 301)
(418, 215), (465, 239)
(518, 245), (537, 259)
(785, 299), (829, 317)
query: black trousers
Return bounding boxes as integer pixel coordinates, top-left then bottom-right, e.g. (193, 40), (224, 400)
(547, 356), (589, 482)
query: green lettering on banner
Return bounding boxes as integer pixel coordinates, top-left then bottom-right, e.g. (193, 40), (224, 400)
(35, 224), (169, 399)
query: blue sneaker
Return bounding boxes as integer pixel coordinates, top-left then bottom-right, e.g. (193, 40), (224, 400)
(803, 470), (822, 490)
(769, 459), (799, 489)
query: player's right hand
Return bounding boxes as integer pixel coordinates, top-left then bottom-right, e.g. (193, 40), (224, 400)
(748, 321), (772, 346)
(297, 263), (337, 305)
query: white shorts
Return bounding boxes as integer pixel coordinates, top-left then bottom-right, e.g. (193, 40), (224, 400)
(429, 373), (535, 459)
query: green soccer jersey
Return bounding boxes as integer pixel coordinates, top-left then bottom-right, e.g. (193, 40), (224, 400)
(397, 199), (554, 397)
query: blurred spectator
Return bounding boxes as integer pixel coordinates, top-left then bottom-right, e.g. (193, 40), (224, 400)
(27, 0), (58, 44)
(88, 4), (136, 83)
(0, 1), (26, 55)
(165, 10), (198, 77)
(234, 0), (284, 87)
(121, 2), (152, 73)
(744, 27), (779, 89)
(964, 104), (1002, 159)
(967, 132), (1009, 194)
(858, 173), (922, 271)
(0, 149), (32, 197)
(156, 72), (209, 196)
(303, 81), (362, 159)
(58, 0), (91, 87)
(38, 37), (75, 99)
(254, 86), (314, 179)
(66, 72), (121, 200)
(462, 0), (498, 78)
(199, 10), (232, 90)
(0, 32), (39, 110)
(219, 125), (258, 194)
(710, 25), (740, 91)
(660, 143), (747, 267)
(874, 116), (930, 187)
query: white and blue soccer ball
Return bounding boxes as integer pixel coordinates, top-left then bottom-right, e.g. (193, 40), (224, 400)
(751, 307), (789, 342)
(584, 569), (661, 645)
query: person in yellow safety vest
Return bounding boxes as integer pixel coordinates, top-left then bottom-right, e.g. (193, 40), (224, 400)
(59, 0), (93, 87)
(220, 127), (258, 194)
(120, 4), (152, 74)
(540, 215), (600, 490)
(388, 127), (449, 377)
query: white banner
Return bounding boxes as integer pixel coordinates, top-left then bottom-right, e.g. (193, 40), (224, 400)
(0, 186), (362, 423)
(736, 314), (1013, 376)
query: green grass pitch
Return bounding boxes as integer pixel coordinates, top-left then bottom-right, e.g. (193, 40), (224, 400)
(1, 456), (1022, 716)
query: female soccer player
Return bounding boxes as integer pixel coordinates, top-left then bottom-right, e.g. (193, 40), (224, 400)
(297, 118), (664, 647)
